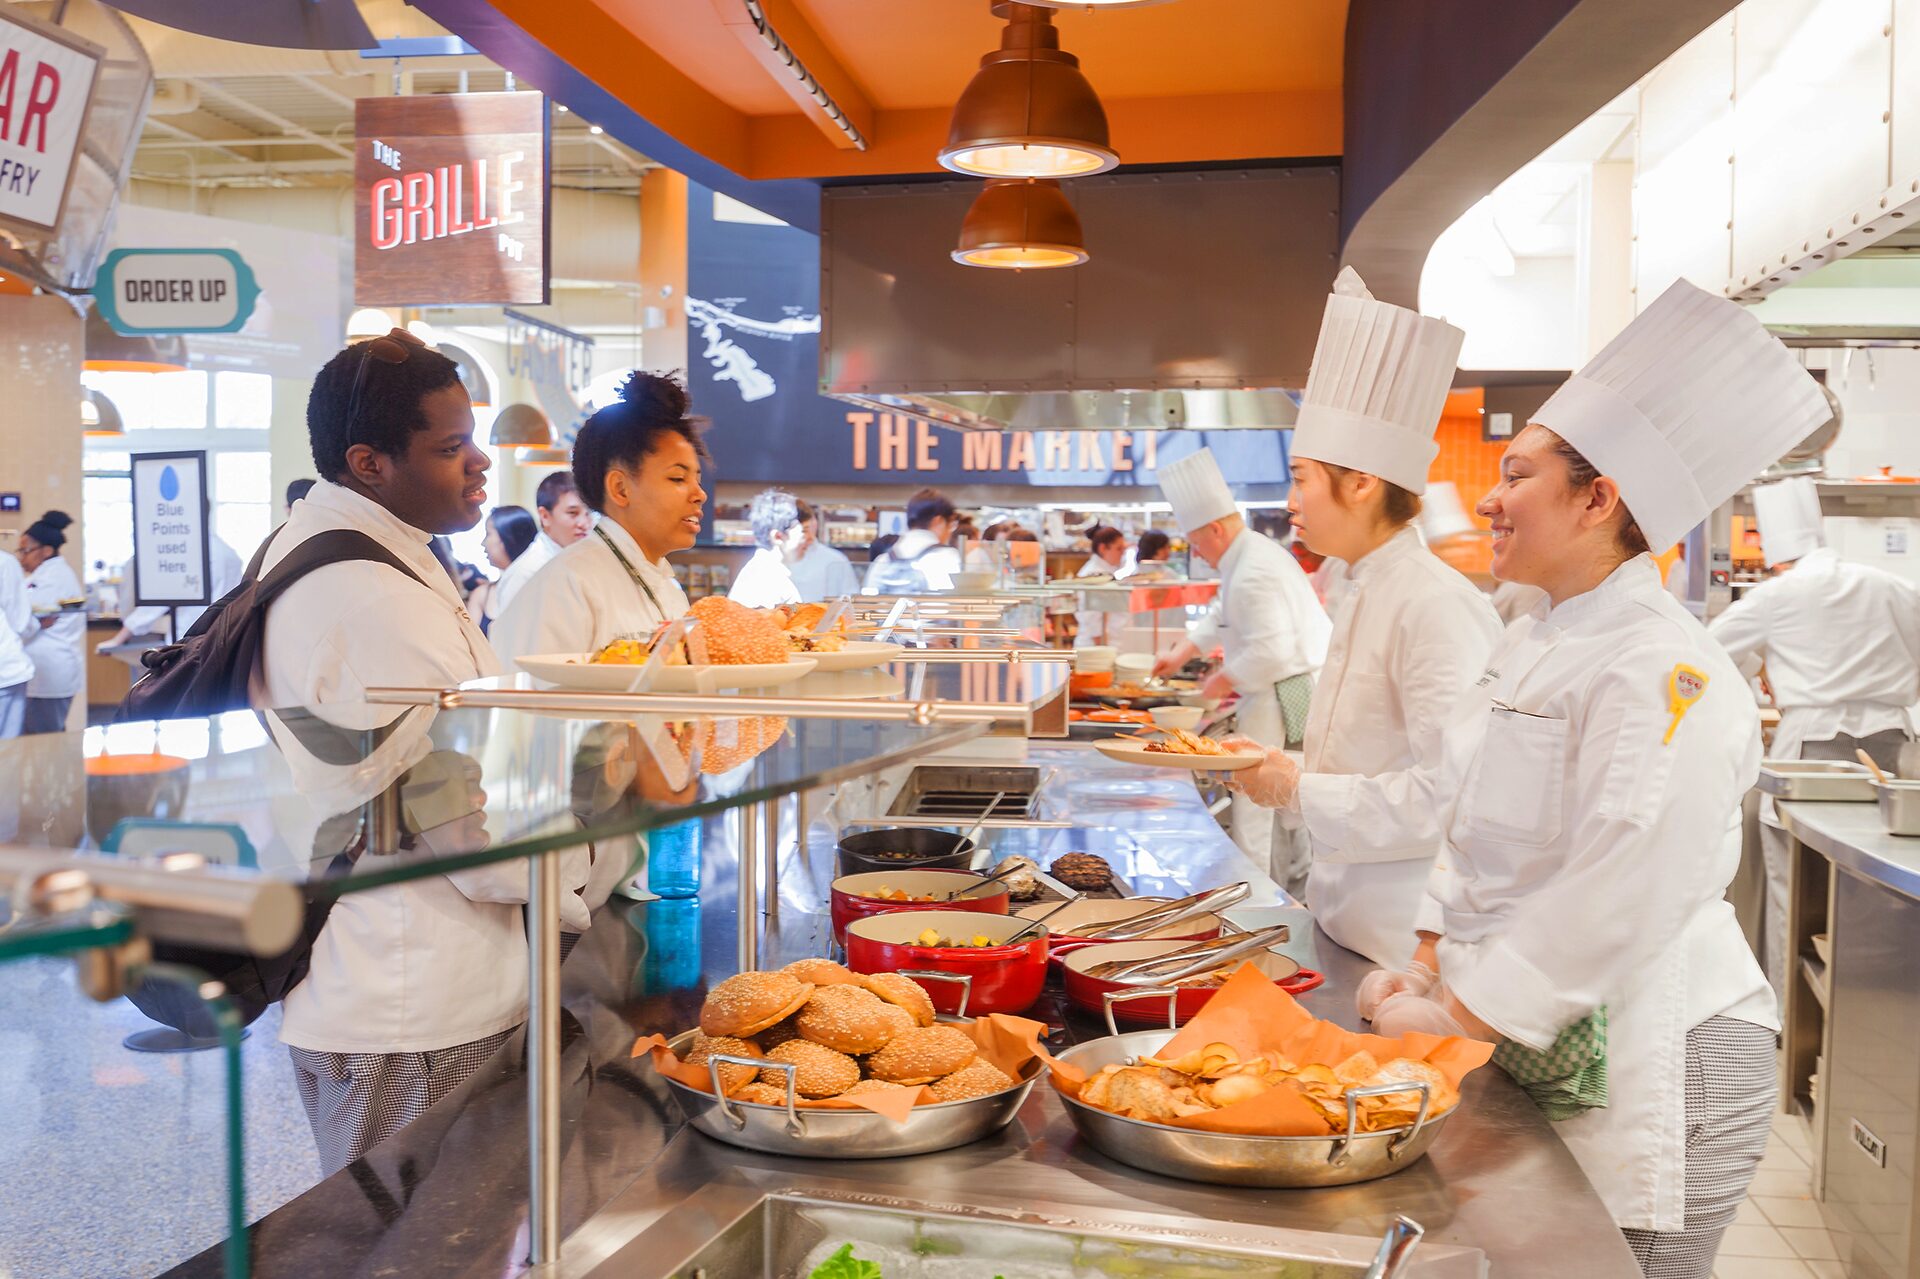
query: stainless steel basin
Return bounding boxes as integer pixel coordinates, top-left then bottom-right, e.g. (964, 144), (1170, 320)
(639, 1189), (1482, 1278)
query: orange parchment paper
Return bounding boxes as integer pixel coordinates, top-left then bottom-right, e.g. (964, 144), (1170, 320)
(1041, 963), (1497, 1136)
(636, 1012), (1047, 1125)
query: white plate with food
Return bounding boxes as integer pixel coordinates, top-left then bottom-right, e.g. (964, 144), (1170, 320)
(1094, 729), (1262, 771)
(789, 638), (902, 673)
(516, 653), (818, 693)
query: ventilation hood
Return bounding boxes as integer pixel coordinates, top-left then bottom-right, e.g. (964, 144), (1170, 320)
(820, 167), (1338, 432)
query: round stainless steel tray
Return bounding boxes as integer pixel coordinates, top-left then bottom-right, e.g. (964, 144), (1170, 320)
(1054, 1028), (1454, 1187)
(663, 1029), (1039, 1158)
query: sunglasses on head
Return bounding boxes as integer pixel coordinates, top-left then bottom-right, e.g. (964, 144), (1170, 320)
(344, 326), (429, 449)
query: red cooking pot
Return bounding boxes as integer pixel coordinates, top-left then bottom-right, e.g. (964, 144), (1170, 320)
(829, 869), (1010, 945)
(1060, 939), (1325, 1029)
(1015, 898), (1224, 962)
(844, 911), (1050, 1015)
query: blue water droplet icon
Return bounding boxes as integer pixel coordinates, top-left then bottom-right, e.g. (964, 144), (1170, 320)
(159, 466), (179, 501)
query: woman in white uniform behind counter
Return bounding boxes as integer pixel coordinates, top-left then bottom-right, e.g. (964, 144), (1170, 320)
(1232, 280), (1831, 1277)
(491, 372), (700, 667)
(1228, 269), (1501, 968)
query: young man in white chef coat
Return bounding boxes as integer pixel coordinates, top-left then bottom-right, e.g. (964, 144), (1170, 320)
(1708, 474), (1920, 1004)
(254, 327), (542, 1174)
(788, 498), (861, 602)
(1244, 282), (1829, 1277)
(492, 469), (593, 617)
(1225, 268), (1501, 968)
(1154, 448), (1330, 879)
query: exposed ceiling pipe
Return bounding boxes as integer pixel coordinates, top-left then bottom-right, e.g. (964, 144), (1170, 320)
(739, 0), (868, 151)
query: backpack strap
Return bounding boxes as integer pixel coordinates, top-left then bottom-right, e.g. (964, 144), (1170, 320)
(252, 529), (437, 610)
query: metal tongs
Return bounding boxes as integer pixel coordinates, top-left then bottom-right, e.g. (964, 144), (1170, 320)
(1362, 1216), (1424, 1279)
(1078, 882), (1251, 942)
(1081, 923), (1292, 985)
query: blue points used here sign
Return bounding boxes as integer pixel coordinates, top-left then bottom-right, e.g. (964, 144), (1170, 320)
(92, 247), (260, 335)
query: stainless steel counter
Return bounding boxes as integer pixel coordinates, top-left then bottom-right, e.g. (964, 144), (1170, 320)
(1778, 799), (1920, 902)
(562, 745), (1636, 1278)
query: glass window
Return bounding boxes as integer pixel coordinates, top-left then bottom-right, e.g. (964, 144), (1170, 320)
(215, 503), (271, 562)
(213, 371), (272, 429)
(82, 369), (209, 430)
(213, 451), (272, 505)
(82, 475), (132, 575)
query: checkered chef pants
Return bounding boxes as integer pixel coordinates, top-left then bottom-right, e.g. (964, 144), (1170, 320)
(289, 1027), (517, 1176)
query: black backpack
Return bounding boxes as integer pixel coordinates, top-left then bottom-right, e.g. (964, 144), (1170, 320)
(117, 530), (433, 1032)
(118, 528), (422, 723)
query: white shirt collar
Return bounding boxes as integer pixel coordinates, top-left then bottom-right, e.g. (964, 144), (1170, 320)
(1539, 553), (1663, 629)
(305, 480), (434, 546)
(1347, 524), (1424, 585)
(596, 518), (677, 583)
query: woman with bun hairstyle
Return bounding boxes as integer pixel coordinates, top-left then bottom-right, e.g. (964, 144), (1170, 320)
(16, 511), (83, 733)
(491, 372), (705, 668)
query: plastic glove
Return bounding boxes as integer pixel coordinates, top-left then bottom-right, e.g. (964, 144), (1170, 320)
(1220, 739), (1300, 810)
(1355, 960), (1438, 1021)
(1371, 990), (1467, 1038)
(1201, 668), (1237, 702)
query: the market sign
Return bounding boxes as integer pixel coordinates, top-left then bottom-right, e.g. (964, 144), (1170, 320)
(93, 247), (260, 334)
(0, 8), (102, 233)
(353, 91), (550, 306)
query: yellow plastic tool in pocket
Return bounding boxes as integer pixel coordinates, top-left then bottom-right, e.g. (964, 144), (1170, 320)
(1664, 663), (1709, 745)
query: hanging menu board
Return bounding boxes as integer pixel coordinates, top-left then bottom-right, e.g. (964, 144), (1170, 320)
(0, 7), (102, 233)
(354, 91), (550, 306)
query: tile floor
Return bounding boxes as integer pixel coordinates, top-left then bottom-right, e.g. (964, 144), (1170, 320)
(1715, 1110), (1849, 1279)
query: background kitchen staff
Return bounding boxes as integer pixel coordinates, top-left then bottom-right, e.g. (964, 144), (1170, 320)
(16, 512), (84, 733)
(1225, 268), (1498, 968)
(491, 469), (593, 617)
(1344, 281), (1830, 1277)
(1707, 474), (1920, 1004)
(1155, 447), (1329, 878)
(491, 373), (701, 666)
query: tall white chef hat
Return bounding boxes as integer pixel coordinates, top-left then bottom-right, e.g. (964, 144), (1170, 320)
(1159, 447), (1238, 533)
(1290, 267), (1466, 495)
(1530, 279), (1830, 553)
(1418, 481), (1477, 544)
(1752, 476), (1825, 567)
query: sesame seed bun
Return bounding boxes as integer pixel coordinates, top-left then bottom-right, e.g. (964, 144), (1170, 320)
(842, 1078), (915, 1098)
(866, 1024), (977, 1085)
(700, 971), (815, 1038)
(930, 1058), (1018, 1103)
(874, 1002), (915, 1039)
(683, 1034), (763, 1095)
(795, 984), (895, 1055)
(783, 957), (861, 986)
(761, 1039), (861, 1098)
(731, 1080), (791, 1106)
(860, 972), (937, 1027)
(758, 1016), (802, 1050)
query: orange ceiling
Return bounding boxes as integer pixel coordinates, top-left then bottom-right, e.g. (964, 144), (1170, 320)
(499, 0), (1347, 181)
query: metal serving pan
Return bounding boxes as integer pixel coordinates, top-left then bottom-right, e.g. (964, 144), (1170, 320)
(1054, 1026), (1453, 1188)
(663, 1029), (1039, 1159)
(1757, 760), (1877, 802)
(1875, 779), (1920, 836)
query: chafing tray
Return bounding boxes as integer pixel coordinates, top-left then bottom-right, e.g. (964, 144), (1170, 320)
(1757, 760), (1877, 802)
(1874, 779), (1920, 835)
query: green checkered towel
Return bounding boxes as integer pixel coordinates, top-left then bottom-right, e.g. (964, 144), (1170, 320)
(1275, 673), (1315, 750)
(1492, 1007), (1609, 1121)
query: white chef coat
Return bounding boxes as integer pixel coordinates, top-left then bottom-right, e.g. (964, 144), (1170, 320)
(790, 539), (860, 602)
(250, 481), (562, 1056)
(1207, 529), (1331, 861)
(1708, 546), (1920, 786)
(491, 531), (561, 617)
(728, 547), (802, 611)
(861, 528), (961, 594)
(123, 535), (246, 639)
(1074, 553), (1126, 647)
(0, 553), (33, 690)
(1422, 555), (1777, 1232)
(490, 520), (691, 669)
(22, 554), (84, 699)
(1293, 527), (1501, 967)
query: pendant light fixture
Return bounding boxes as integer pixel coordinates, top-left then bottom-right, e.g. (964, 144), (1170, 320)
(953, 178), (1090, 269)
(940, 2), (1117, 179)
(490, 402), (555, 449)
(81, 389), (124, 437)
(516, 445), (572, 468)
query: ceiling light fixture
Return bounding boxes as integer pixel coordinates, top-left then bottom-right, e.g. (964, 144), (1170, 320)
(81, 389), (123, 437)
(940, 2), (1117, 179)
(953, 178), (1090, 269)
(516, 445), (572, 468)
(491, 403), (555, 449)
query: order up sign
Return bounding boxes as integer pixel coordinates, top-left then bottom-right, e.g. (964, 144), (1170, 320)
(93, 247), (260, 335)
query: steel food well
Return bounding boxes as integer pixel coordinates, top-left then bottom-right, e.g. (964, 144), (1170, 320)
(1874, 779), (1920, 835)
(1054, 1028), (1454, 1188)
(1758, 760), (1878, 802)
(663, 1030), (1039, 1158)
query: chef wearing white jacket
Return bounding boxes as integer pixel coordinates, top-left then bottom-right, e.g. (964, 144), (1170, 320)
(1708, 475), (1920, 1002)
(1314, 281), (1830, 1276)
(16, 515), (85, 733)
(1228, 269), (1501, 967)
(491, 373), (703, 669)
(1158, 448), (1330, 873)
